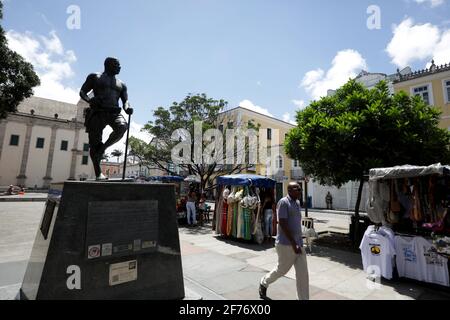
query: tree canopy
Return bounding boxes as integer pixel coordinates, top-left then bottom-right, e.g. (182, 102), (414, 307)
(111, 149), (123, 163)
(129, 93), (255, 191)
(0, 2), (40, 118)
(285, 79), (450, 219)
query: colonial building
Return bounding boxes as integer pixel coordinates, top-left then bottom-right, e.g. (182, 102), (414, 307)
(100, 161), (122, 179)
(123, 160), (167, 178)
(217, 106), (299, 200)
(327, 67), (411, 96)
(0, 96), (95, 188)
(393, 60), (450, 130)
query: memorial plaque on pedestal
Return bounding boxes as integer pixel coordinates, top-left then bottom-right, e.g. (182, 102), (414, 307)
(20, 181), (184, 300)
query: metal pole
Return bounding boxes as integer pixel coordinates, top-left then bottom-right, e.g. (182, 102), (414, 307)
(122, 113), (132, 180)
(304, 178), (308, 218)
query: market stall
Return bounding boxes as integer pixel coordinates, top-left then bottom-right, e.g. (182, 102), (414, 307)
(146, 176), (189, 222)
(215, 174), (276, 244)
(360, 163), (450, 287)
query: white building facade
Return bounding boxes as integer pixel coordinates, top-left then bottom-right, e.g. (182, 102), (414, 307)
(0, 97), (95, 188)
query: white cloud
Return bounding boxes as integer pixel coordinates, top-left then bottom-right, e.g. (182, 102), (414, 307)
(291, 99), (305, 110)
(41, 31), (64, 55)
(386, 18), (440, 68)
(433, 29), (450, 65)
(281, 100), (306, 125)
(102, 118), (153, 162)
(414, 0), (445, 7)
(6, 30), (79, 104)
(239, 99), (273, 117)
(300, 49), (368, 100)
(256, 81), (262, 86)
(282, 112), (297, 125)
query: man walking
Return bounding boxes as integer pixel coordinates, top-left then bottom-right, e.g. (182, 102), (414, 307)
(259, 182), (310, 300)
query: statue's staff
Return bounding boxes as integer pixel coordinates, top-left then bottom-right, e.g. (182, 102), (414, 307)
(122, 109), (132, 180)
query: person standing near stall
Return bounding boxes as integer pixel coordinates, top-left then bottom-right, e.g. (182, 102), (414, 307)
(262, 190), (276, 243)
(186, 190), (198, 226)
(259, 182), (310, 300)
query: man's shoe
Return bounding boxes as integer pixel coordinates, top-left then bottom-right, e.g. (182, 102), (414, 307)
(96, 173), (107, 181)
(259, 284), (267, 299)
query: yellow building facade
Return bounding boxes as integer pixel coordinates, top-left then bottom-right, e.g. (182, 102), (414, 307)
(217, 107), (302, 199)
(393, 61), (450, 130)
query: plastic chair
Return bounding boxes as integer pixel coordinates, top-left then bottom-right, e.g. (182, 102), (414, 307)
(302, 217), (317, 252)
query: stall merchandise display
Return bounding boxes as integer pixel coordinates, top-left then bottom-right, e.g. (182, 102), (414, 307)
(360, 226), (396, 280)
(215, 175), (276, 244)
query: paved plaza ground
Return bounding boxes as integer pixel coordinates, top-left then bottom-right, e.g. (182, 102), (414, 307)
(1, 199), (449, 300)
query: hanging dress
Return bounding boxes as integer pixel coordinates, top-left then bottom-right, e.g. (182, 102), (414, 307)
(236, 189), (245, 239)
(243, 207), (252, 240)
(221, 200), (228, 235)
(227, 201), (233, 236)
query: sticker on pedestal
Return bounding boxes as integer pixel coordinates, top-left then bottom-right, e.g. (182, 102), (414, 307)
(109, 260), (138, 286)
(87, 245), (101, 259)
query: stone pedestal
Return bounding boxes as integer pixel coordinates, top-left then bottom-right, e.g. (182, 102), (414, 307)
(20, 181), (184, 300)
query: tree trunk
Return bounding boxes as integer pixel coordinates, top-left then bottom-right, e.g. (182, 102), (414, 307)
(200, 178), (206, 194)
(353, 178), (365, 246)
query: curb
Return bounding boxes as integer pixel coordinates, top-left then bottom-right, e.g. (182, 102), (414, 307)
(0, 198), (47, 202)
(307, 209), (368, 217)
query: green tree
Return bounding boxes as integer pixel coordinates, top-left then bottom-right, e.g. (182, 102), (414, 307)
(0, 2), (40, 118)
(285, 79), (450, 243)
(111, 149), (123, 163)
(130, 93), (256, 192)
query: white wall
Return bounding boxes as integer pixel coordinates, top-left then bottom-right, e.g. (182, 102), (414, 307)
(25, 125), (51, 188)
(52, 129), (75, 183)
(309, 180), (368, 211)
(74, 130), (95, 180)
(0, 122), (27, 186)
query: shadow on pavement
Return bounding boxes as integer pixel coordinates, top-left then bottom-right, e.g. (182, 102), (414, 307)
(309, 242), (363, 270)
(214, 235), (275, 252)
(313, 219), (330, 224)
(310, 233), (450, 300)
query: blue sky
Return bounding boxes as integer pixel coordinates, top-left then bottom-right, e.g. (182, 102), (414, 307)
(3, 0), (450, 130)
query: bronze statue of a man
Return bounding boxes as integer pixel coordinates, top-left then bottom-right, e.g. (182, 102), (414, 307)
(80, 57), (133, 180)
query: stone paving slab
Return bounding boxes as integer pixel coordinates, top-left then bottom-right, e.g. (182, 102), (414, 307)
(182, 252), (247, 282)
(221, 276), (303, 300)
(246, 252), (278, 267)
(0, 260), (28, 287)
(226, 252), (259, 261)
(0, 193), (48, 202)
(0, 284), (20, 300)
(328, 273), (388, 300)
(180, 241), (209, 256)
(310, 268), (365, 291)
(197, 269), (268, 295)
(2, 202), (450, 301)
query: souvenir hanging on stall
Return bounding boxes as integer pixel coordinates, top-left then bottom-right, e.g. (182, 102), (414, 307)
(253, 188), (264, 244)
(215, 174), (276, 244)
(364, 164), (450, 287)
